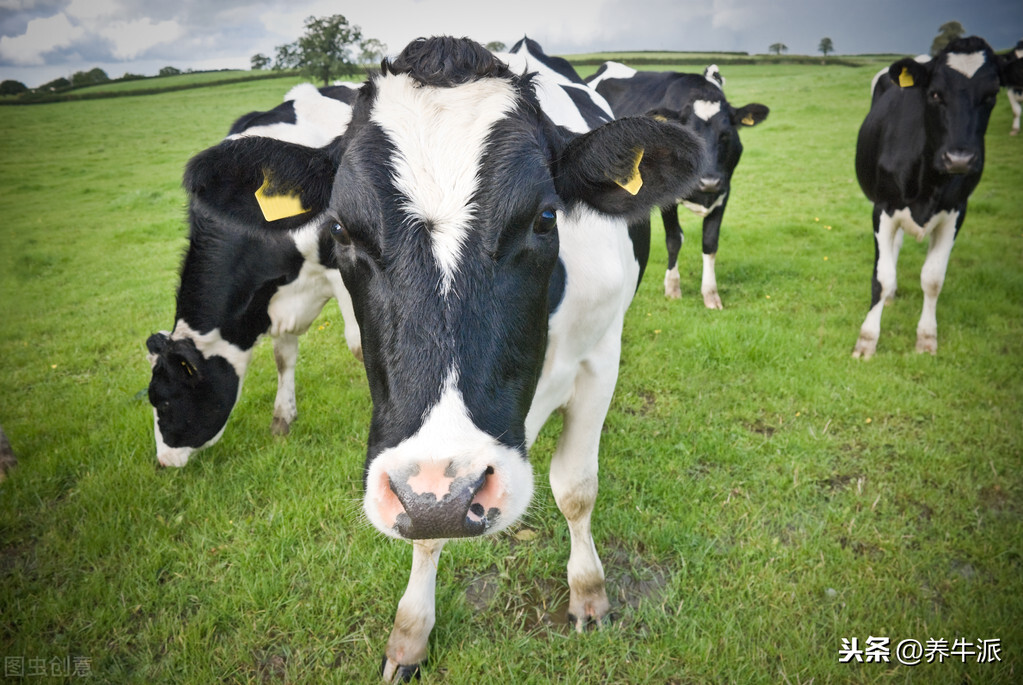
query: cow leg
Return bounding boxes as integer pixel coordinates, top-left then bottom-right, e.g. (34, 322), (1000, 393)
(661, 205), (684, 299)
(916, 214), (958, 355)
(700, 205), (725, 310)
(549, 340), (620, 631)
(382, 539), (445, 682)
(853, 208), (899, 359)
(887, 228), (904, 303)
(270, 332), (299, 435)
(332, 274), (364, 362)
(1009, 91), (1021, 136)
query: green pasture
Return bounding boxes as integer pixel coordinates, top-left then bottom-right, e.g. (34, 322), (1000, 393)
(1, 58), (1021, 684)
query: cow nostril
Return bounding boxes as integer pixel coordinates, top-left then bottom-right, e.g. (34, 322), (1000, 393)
(469, 502), (485, 517)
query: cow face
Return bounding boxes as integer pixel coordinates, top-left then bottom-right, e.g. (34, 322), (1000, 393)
(889, 37), (1001, 176)
(323, 37), (702, 541)
(666, 98), (767, 210)
(146, 332), (240, 467)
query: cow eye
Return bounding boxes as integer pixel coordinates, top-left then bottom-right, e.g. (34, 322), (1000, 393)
(929, 90), (943, 104)
(327, 218), (351, 246)
(533, 209), (557, 235)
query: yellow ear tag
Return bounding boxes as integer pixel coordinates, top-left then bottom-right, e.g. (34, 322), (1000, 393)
(614, 148), (644, 196)
(741, 114), (756, 126)
(898, 67), (915, 88)
(652, 114), (668, 122)
(254, 173), (310, 222)
(180, 360), (194, 376)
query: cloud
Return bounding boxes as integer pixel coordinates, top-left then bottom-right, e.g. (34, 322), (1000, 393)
(98, 18), (185, 60)
(0, 13), (84, 65)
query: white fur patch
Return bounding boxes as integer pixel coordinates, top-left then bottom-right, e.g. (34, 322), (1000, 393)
(946, 51), (986, 79)
(371, 73), (518, 295)
(227, 82), (353, 147)
(703, 64), (725, 90)
(693, 99), (722, 121)
(171, 319), (252, 380)
(500, 51), (613, 132)
(586, 61), (637, 89)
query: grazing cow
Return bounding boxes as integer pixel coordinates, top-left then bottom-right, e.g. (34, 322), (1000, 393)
(588, 62), (768, 308)
(999, 40), (1023, 135)
(852, 37), (1004, 359)
(186, 36), (704, 680)
(147, 83), (362, 468)
(0, 424), (15, 481)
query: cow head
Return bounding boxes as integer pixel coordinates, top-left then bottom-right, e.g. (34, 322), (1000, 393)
(310, 37), (703, 541)
(658, 82), (768, 210)
(146, 330), (242, 467)
(887, 36), (1001, 175)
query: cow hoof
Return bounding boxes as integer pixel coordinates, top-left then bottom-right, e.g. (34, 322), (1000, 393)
(703, 291), (723, 310)
(1011, 129), (1019, 136)
(381, 656), (421, 682)
(852, 335), (877, 360)
(915, 334), (937, 355)
(270, 416), (291, 436)
(664, 287), (682, 300)
(568, 609), (615, 632)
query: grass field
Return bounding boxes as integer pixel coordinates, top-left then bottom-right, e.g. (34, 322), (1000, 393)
(1, 56), (1021, 684)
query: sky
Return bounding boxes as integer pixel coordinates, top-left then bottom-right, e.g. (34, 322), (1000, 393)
(0, 0), (1019, 88)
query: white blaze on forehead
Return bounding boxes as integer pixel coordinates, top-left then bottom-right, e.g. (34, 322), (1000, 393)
(946, 51), (986, 79)
(693, 99), (722, 121)
(371, 73), (518, 294)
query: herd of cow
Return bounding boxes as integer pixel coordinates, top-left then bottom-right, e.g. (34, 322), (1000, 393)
(135, 35), (1021, 680)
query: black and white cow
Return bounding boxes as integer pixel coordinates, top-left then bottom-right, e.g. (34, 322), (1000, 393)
(999, 40), (1023, 135)
(588, 62), (768, 308)
(147, 83), (362, 467)
(185, 36), (704, 680)
(852, 37), (1004, 359)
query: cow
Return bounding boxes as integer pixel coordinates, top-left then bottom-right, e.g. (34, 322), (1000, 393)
(146, 82), (362, 468)
(587, 61), (768, 308)
(999, 40), (1023, 135)
(182, 36), (705, 680)
(852, 36), (1004, 359)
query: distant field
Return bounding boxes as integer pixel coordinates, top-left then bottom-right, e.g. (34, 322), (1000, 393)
(71, 70), (272, 94)
(1, 60), (1020, 684)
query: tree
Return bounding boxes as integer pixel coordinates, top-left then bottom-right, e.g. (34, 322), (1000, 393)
(485, 41), (506, 53)
(359, 38), (387, 67)
(273, 42), (300, 70)
(930, 21), (965, 56)
(276, 14), (366, 86)
(40, 76), (71, 91)
(251, 53), (271, 70)
(819, 37), (834, 58)
(71, 67), (109, 87)
(0, 79), (28, 96)
(769, 43), (788, 56)
(159, 66), (181, 77)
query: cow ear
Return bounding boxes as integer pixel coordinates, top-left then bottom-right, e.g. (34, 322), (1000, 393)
(146, 332), (170, 367)
(646, 107), (682, 124)
(554, 116), (705, 221)
(732, 103), (769, 128)
(184, 137), (339, 231)
(888, 58), (929, 89)
(163, 339), (205, 385)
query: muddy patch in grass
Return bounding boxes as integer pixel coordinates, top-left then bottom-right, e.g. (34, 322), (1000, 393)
(460, 540), (671, 634)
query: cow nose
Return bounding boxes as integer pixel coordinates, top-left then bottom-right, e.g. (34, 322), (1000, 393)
(698, 176), (722, 193)
(942, 151), (975, 174)
(387, 462), (499, 539)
